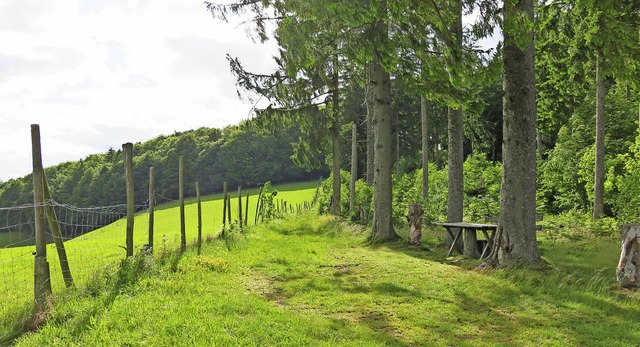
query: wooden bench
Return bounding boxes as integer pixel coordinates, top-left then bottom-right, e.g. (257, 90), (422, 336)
(434, 222), (497, 260)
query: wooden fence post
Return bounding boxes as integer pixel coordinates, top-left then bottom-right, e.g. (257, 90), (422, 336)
(31, 124), (52, 311)
(43, 176), (73, 288)
(244, 191), (250, 227)
(148, 167), (155, 253)
(238, 186), (243, 230)
(179, 156), (186, 252)
(123, 142), (134, 258)
(226, 190), (232, 225)
(222, 182), (228, 233)
(196, 182), (202, 252)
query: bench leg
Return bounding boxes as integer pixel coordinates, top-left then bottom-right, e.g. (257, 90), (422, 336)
(447, 228), (463, 257)
(479, 242), (490, 260)
(479, 230), (492, 260)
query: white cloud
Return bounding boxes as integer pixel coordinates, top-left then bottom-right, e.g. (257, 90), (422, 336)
(0, 0), (278, 182)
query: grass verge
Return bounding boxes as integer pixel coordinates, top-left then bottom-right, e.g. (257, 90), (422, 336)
(7, 213), (640, 346)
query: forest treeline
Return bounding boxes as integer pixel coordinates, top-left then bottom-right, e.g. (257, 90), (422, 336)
(0, 124), (326, 208)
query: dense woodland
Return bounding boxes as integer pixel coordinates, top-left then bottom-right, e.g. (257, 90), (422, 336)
(0, 1), (639, 268)
(204, 0), (640, 267)
(0, 125), (325, 207)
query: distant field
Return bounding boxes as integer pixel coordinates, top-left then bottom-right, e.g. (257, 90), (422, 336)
(0, 181), (317, 338)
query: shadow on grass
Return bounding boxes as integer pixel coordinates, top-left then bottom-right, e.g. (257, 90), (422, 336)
(269, 216), (343, 237)
(66, 251), (163, 337)
(382, 233), (640, 345)
(3, 249), (187, 345)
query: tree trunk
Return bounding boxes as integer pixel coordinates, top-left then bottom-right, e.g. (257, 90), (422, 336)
(406, 203), (424, 245)
(446, 0), (464, 251)
(366, 62), (375, 186)
(593, 51), (605, 219)
(617, 224), (640, 288)
(330, 62), (341, 216)
(486, 0), (542, 267)
(370, 59), (399, 241)
(421, 96), (429, 200)
(395, 111), (400, 174)
(330, 117), (341, 216)
(350, 121), (358, 213)
(447, 106), (464, 243)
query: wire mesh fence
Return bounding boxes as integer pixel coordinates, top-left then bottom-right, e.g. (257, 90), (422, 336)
(0, 183), (316, 339)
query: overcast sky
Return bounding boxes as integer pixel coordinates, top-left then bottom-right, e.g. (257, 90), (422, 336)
(0, 0), (277, 181)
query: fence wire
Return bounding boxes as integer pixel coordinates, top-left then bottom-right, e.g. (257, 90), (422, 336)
(0, 186), (315, 340)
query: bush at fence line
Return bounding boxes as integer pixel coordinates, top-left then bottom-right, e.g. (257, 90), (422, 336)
(259, 182), (280, 222)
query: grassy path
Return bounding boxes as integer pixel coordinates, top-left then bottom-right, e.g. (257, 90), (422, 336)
(8, 213), (640, 346)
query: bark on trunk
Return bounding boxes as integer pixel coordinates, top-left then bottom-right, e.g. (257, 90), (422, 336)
(330, 63), (341, 216)
(395, 111), (400, 174)
(485, 0), (542, 267)
(593, 51), (605, 219)
(447, 106), (464, 247)
(406, 203), (424, 245)
(463, 225), (479, 258)
(446, 0), (464, 251)
(370, 59), (398, 241)
(330, 118), (341, 216)
(421, 96), (429, 200)
(350, 121), (358, 213)
(366, 62), (375, 186)
(617, 224), (640, 288)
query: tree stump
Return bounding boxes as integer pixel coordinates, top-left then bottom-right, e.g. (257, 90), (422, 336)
(617, 224), (640, 288)
(406, 203), (424, 245)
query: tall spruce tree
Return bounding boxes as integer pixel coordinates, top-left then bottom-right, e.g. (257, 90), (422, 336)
(485, 0), (542, 267)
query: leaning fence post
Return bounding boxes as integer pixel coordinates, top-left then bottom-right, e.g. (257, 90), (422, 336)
(43, 175), (73, 288)
(179, 156), (186, 252)
(148, 167), (155, 253)
(123, 142), (135, 258)
(255, 186), (263, 224)
(31, 124), (52, 312)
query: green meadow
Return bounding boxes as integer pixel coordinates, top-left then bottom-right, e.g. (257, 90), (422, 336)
(3, 206), (640, 345)
(0, 181), (317, 341)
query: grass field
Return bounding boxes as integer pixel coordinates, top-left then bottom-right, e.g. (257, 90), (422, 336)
(4, 205), (640, 346)
(0, 181), (318, 342)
